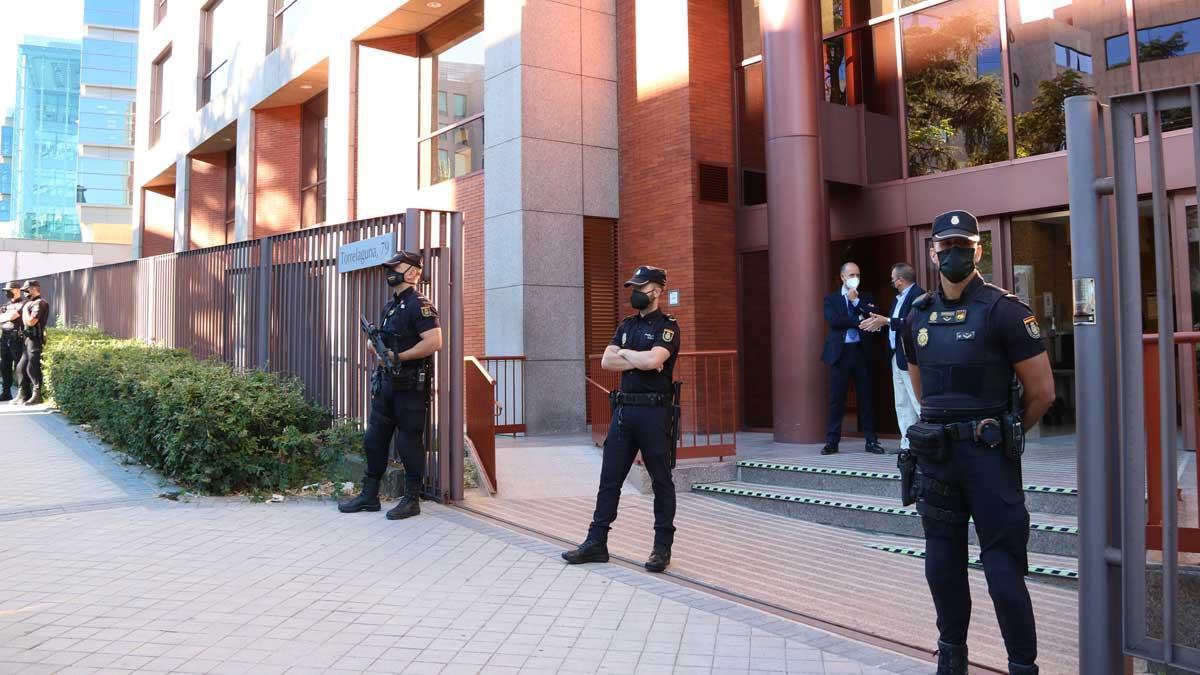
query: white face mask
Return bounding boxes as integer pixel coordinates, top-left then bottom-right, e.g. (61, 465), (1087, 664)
(845, 277), (861, 290)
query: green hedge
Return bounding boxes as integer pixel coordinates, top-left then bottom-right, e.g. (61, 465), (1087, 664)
(45, 327), (359, 495)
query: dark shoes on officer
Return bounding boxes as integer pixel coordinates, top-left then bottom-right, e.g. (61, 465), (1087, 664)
(386, 481), (422, 520)
(821, 441), (887, 455)
(561, 540), (672, 573)
(936, 641), (967, 675)
(338, 477), (422, 519)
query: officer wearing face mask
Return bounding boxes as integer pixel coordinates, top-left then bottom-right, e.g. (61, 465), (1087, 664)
(563, 265), (681, 573)
(339, 251), (442, 520)
(0, 282), (26, 402)
(898, 211), (1054, 675)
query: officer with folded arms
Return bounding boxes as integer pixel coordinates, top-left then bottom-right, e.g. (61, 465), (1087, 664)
(898, 211), (1054, 675)
(563, 265), (681, 573)
(0, 282), (25, 402)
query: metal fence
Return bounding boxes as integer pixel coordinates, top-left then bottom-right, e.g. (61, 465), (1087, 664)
(15, 209), (465, 502)
(1066, 86), (1200, 673)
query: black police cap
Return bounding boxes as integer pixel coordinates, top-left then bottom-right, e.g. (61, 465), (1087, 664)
(20, 279), (39, 290)
(3, 281), (20, 291)
(931, 210), (981, 242)
(624, 265), (667, 288)
(381, 251), (422, 268)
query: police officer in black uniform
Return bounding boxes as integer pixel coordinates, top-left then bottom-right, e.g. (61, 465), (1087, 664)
(338, 251), (442, 520)
(0, 282), (25, 402)
(563, 265), (681, 573)
(16, 280), (50, 406)
(899, 211), (1055, 675)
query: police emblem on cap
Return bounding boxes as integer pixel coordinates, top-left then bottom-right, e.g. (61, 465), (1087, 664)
(951, 215), (960, 225)
(662, 328), (674, 343)
(917, 327), (929, 347)
(1023, 316), (1041, 339)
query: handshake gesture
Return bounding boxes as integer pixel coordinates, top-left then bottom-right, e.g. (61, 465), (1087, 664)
(858, 313), (889, 333)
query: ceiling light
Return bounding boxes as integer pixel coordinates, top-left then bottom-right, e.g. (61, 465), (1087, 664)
(221, 137), (231, 142)
(299, 84), (313, 89)
(427, 1), (442, 7)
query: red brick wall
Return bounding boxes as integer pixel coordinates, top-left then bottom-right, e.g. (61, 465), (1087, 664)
(253, 105), (302, 238)
(616, 0), (738, 351)
(188, 152), (228, 249)
(411, 172), (484, 357)
(142, 184), (175, 257)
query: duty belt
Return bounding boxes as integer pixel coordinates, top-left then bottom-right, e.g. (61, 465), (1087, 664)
(923, 417), (1004, 447)
(610, 391), (671, 407)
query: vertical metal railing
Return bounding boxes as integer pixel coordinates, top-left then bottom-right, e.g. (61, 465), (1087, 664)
(479, 355), (525, 434)
(1066, 86), (1200, 673)
(4, 210), (465, 503)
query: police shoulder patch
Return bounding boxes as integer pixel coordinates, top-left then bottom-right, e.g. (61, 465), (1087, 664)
(662, 328), (675, 343)
(421, 305), (433, 318)
(1023, 315), (1041, 339)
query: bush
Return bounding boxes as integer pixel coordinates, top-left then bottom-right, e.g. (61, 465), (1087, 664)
(45, 327), (355, 495)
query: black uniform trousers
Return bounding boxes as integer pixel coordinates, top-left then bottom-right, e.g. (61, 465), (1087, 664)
(588, 403), (676, 548)
(0, 332), (23, 397)
(15, 336), (41, 397)
(826, 341), (877, 444)
(363, 376), (428, 483)
(915, 438), (1037, 666)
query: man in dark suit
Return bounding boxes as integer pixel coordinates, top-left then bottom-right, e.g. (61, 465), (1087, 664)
(862, 263), (924, 452)
(821, 262), (885, 455)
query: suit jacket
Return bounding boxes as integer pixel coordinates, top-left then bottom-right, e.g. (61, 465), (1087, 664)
(821, 290), (877, 365)
(888, 283), (924, 370)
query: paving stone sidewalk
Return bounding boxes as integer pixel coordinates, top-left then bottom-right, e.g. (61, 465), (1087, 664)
(0, 409), (933, 674)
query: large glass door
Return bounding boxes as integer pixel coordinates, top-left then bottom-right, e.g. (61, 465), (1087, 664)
(1172, 191), (1198, 451)
(910, 216), (1004, 292)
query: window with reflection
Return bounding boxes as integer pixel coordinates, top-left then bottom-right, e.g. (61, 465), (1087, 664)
(740, 0), (761, 60)
(1005, 0), (1129, 158)
(200, 0), (233, 105)
(902, 0), (1009, 176)
(1133, 1), (1199, 130)
(419, 0), (484, 186)
(822, 0), (891, 34)
(301, 91), (327, 228)
(736, 0), (766, 205)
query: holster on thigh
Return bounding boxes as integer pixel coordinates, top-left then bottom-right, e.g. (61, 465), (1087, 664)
(915, 468), (969, 537)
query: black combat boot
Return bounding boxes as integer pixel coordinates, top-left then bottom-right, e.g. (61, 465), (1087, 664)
(11, 390), (28, 405)
(386, 480), (422, 520)
(24, 388), (42, 406)
(561, 539), (609, 564)
(338, 476), (382, 513)
(644, 546), (671, 573)
(1008, 662), (1038, 675)
(935, 641), (968, 675)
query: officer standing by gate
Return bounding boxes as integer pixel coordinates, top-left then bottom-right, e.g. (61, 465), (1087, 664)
(563, 265), (681, 573)
(0, 282), (25, 401)
(16, 280), (49, 405)
(899, 211), (1055, 675)
(339, 251), (442, 520)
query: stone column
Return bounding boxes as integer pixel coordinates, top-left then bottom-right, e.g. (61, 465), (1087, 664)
(172, 154), (190, 252)
(483, 0), (617, 434)
(760, 0), (828, 443)
(234, 111), (254, 241)
(325, 41), (356, 224)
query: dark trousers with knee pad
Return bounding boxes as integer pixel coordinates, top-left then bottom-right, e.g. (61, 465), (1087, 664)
(363, 377), (429, 483)
(915, 439), (1037, 666)
(588, 403), (676, 548)
(0, 333), (22, 396)
(16, 337), (41, 397)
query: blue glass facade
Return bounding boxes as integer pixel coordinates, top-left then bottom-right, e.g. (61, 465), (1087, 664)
(10, 40), (82, 241)
(0, 119), (12, 222)
(77, 0), (138, 232)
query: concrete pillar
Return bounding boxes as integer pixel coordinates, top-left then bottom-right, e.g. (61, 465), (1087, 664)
(325, 41), (356, 224)
(234, 111), (254, 241)
(760, 0), (828, 443)
(483, 0), (616, 434)
(172, 154), (190, 252)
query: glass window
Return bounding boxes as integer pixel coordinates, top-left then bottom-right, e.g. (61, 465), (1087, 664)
(823, 35), (851, 104)
(271, 0), (312, 53)
(739, 0), (762, 60)
(1106, 33), (1131, 68)
(154, 0), (168, 27)
(1006, 0), (1128, 158)
(151, 49), (171, 145)
(301, 92), (327, 227)
(1133, 1), (1200, 113)
(453, 93), (467, 118)
(737, 61), (766, 205)
(82, 67), (136, 87)
(438, 91), (447, 115)
(420, 0), (484, 186)
(902, 0), (1009, 177)
(1136, 17), (1200, 63)
(84, 0), (139, 29)
(432, 31), (484, 132)
(864, 20), (902, 183)
(822, 0), (886, 35)
(422, 116), (483, 185)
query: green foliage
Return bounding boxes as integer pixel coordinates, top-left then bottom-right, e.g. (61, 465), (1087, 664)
(44, 327), (354, 495)
(1015, 70), (1096, 158)
(903, 9), (1008, 176)
(1138, 32), (1188, 63)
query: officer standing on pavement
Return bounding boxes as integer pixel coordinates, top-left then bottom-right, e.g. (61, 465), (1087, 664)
(899, 211), (1055, 675)
(0, 282), (26, 402)
(16, 280), (49, 405)
(563, 265), (681, 573)
(339, 251), (442, 520)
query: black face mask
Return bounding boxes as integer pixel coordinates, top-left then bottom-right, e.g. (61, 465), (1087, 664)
(936, 246), (976, 283)
(385, 272), (404, 287)
(630, 290), (652, 310)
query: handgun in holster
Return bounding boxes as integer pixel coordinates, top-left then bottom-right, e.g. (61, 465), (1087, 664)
(897, 450), (917, 506)
(669, 381), (683, 469)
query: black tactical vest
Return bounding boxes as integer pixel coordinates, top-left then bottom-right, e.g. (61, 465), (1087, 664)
(911, 282), (1013, 421)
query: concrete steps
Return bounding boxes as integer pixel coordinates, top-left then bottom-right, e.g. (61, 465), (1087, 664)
(691, 480), (1079, 558)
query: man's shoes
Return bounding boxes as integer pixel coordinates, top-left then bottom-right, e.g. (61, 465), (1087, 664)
(644, 547), (671, 573)
(386, 480), (422, 520)
(338, 476), (382, 513)
(11, 393), (28, 405)
(889, 446), (906, 455)
(865, 441), (887, 454)
(820, 443), (839, 455)
(561, 540), (609, 565)
(935, 640), (968, 675)
(1007, 662), (1038, 675)
(24, 390), (42, 406)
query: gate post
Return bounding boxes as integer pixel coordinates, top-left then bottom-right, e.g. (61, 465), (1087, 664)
(1065, 95), (1123, 674)
(256, 237), (272, 370)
